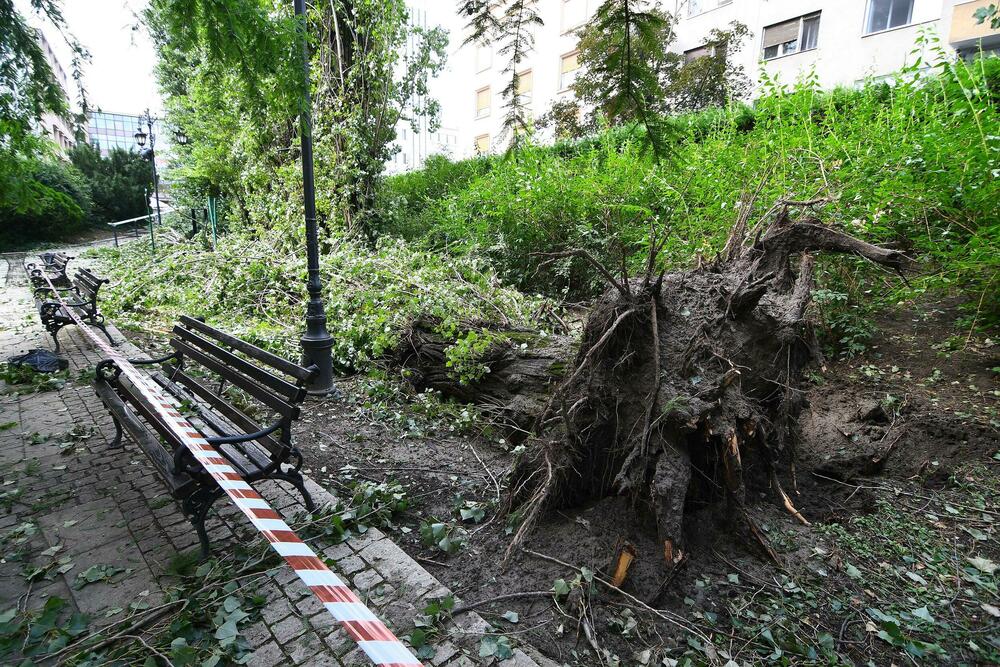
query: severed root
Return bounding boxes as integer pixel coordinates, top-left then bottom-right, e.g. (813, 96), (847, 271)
(771, 471), (811, 526)
(743, 510), (782, 566)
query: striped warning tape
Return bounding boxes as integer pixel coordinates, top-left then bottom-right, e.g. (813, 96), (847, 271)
(36, 265), (422, 667)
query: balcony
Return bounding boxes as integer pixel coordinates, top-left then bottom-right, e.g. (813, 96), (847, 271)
(949, 0), (1000, 51)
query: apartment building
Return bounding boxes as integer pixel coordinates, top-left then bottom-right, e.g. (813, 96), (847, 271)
(442, 0), (1000, 160)
(452, 0), (598, 158)
(37, 31), (76, 155)
(674, 0), (1000, 92)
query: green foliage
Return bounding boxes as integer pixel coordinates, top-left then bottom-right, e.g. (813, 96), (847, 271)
(0, 363), (68, 394)
(149, 0), (447, 239)
(409, 595), (455, 659)
(378, 51), (1000, 325)
(974, 3), (1000, 29)
(0, 157), (92, 247)
(94, 229), (547, 374)
(0, 0), (89, 220)
(663, 23), (752, 113)
(418, 518), (467, 554)
(0, 597), (88, 660)
(445, 330), (507, 385)
(573, 0), (677, 158)
(68, 143), (153, 223)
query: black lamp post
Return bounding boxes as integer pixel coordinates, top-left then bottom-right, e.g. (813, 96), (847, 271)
(292, 0), (335, 395)
(134, 110), (163, 244)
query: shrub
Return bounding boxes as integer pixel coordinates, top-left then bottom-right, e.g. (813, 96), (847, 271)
(0, 159), (91, 247)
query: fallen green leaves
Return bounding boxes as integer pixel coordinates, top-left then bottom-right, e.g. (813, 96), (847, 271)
(72, 564), (128, 590)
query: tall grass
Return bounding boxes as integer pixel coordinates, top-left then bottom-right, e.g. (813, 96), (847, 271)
(377, 51), (999, 326)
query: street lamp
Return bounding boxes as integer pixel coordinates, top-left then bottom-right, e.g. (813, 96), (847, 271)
(174, 129), (189, 146)
(292, 0), (335, 395)
(135, 110), (163, 246)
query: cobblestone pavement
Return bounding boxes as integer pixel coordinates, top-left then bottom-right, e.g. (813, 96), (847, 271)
(0, 249), (552, 666)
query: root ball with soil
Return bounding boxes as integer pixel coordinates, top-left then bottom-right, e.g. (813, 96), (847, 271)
(401, 203), (912, 572)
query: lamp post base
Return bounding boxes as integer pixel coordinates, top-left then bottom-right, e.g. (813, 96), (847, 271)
(300, 331), (336, 396)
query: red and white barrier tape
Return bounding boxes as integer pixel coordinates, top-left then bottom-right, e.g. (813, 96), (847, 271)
(37, 267), (422, 667)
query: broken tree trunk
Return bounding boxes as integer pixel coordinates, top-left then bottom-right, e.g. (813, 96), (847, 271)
(399, 208), (911, 565)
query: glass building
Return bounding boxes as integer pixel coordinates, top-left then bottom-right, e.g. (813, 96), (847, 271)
(87, 111), (146, 156)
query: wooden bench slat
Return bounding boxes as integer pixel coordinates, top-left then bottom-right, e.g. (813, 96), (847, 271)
(179, 315), (315, 383)
(172, 325), (303, 401)
(170, 339), (300, 419)
(154, 369), (282, 462)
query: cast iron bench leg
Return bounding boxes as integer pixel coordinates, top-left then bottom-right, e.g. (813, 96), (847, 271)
(108, 415), (123, 449)
(184, 485), (225, 560)
(271, 467), (316, 512)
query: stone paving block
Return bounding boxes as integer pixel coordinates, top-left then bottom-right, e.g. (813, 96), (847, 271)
(352, 568), (384, 592)
(243, 620), (273, 649)
(271, 612), (308, 643)
(251, 640), (287, 667)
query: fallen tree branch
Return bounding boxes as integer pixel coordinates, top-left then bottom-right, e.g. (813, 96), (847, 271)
(451, 591), (553, 616)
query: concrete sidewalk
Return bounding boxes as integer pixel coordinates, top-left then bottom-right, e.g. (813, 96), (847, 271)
(0, 251), (548, 666)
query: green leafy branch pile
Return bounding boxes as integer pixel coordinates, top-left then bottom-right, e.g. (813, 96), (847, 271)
(90, 228), (551, 374)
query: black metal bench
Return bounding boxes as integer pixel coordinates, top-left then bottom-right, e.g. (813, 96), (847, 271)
(26, 252), (73, 288)
(35, 268), (115, 352)
(93, 316), (318, 557)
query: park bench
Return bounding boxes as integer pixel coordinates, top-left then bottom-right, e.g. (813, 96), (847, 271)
(35, 268), (115, 352)
(25, 252), (73, 288)
(93, 316), (318, 557)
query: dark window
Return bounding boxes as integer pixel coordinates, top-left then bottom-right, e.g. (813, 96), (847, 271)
(865, 0), (913, 34)
(762, 13), (820, 60)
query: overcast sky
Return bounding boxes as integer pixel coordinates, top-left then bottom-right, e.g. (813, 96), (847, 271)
(17, 0), (163, 115)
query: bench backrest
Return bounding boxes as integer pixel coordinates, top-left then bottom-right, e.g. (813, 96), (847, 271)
(73, 269), (108, 306)
(165, 316), (317, 457)
(42, 252), (71, 271)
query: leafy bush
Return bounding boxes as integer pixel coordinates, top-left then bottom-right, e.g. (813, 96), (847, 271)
(0, 158), (91, 247)
(69, 143), (153, 224)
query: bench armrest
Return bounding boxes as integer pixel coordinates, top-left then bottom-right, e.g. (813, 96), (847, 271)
(205, 421), (283, 445)
(128, 352), (181, 366)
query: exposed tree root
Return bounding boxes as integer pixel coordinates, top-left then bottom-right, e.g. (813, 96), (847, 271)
(397, 200), (911, 572)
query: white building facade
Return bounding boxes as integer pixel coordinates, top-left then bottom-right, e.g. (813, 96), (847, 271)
(37, 31), (75, 155)
(674, 0), (1000, 92)
(456, 0), (599, 157)
(433, 0), (1000, 162)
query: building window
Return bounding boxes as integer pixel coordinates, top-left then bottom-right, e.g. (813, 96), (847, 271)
(561, 0), (587, 33)
(516, 69), (533, 103)
(560, 51), (580, 90)
(475, 134), (491, 154)
(475, 87), (491, 118)
(476, 43), (492, 72)
(865, 0), (913, 34)
(684, 45), (713, 62)
(762, 13), (820, 60)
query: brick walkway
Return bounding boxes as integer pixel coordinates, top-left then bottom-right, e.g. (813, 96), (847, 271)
(0, 249), (550, 666)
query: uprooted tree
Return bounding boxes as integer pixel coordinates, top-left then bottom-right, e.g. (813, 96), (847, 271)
(400, 201), (911, 565)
